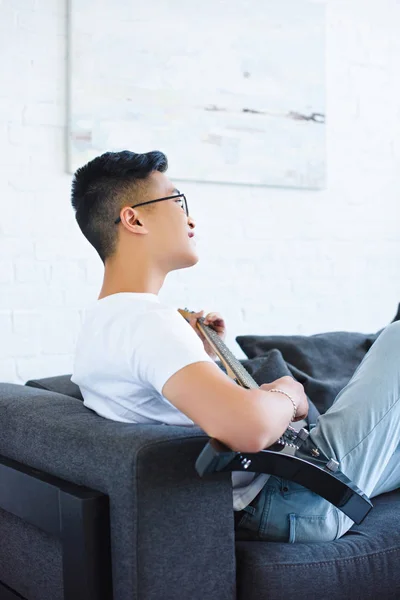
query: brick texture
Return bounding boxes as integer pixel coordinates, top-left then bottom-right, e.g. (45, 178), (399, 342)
(1, 0), (400, 384)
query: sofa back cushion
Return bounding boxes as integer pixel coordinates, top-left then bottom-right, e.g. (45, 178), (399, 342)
(25, 374), (83, 401)
(235, 303), (400, 414)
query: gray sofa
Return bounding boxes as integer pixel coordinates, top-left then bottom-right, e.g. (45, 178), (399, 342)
(0, 371), (400, 600)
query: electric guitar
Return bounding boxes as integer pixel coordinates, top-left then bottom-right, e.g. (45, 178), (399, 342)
(178, 308), (373, 524)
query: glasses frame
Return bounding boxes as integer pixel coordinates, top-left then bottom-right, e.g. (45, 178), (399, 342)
(114, 193), (188, 224)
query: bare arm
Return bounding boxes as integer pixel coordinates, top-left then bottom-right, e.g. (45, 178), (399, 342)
(162, 362), (306, 453)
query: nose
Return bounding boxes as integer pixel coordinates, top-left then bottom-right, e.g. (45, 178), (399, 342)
(188, 215), (195, 230)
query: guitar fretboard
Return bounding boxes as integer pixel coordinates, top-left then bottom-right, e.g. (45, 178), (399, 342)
(197, 317), (259, 389)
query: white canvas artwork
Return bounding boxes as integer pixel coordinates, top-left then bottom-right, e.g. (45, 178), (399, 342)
(68, 0), (326, 189)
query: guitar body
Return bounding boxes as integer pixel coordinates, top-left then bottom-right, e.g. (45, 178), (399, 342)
(196, 438), (372, 524)
(178, 308), (373, 524)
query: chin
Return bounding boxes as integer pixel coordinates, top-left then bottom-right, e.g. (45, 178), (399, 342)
(184, 251), (199, 268)
(172, 251), (199, 272)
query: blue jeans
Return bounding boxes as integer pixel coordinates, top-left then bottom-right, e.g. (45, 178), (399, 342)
(236, 320), (400, 543)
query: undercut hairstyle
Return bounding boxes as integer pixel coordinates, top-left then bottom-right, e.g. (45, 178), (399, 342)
(71, 150), (168, 263)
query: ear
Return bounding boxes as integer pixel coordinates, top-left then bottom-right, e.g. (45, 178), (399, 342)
(120, 208), (148, 234)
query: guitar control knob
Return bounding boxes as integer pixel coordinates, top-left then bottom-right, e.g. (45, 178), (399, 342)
(241, 458), (252, 469)
(297, 428), (310, 441)
(326, 458), (339, 472)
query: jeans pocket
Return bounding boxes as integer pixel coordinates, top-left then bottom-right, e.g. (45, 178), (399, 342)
(288, 510), (339, 543)
(235, 504), (256, 529)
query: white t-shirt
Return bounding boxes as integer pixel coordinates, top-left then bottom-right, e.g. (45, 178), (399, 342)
(71, 292), (270, 510)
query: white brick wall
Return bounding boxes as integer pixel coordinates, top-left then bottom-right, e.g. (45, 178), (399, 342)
(1, 0), (400, 384)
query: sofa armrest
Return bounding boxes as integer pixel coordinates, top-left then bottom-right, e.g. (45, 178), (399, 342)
(0, 383), (236, 600)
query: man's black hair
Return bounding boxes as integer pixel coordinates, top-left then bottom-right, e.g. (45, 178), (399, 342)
(71, 150), (168, 263)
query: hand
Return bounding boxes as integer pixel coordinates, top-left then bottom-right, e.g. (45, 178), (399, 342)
(187, 310), (226, 359)
(260, 376), (309, 422)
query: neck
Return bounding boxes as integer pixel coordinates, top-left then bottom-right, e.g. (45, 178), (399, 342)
(98, 255), (166, 298)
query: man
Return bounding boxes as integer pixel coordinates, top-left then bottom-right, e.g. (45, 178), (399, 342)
(71, 150), (400, 543)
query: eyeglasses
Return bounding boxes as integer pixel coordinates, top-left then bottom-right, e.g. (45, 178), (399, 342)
(114, 193), (188, 224)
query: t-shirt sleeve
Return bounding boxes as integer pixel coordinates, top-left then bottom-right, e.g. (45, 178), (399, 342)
(130, 308), (215, 395)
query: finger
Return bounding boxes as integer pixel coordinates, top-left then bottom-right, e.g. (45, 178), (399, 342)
(188, 310), (204, 324)
(205, 319), (225, 333)
(204, 312), (222, 322)
(204, 313), (224, 326)
(188, 312), (205, 337)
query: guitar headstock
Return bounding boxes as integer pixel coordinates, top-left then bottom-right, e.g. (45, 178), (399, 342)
(177, 307), (196, 322)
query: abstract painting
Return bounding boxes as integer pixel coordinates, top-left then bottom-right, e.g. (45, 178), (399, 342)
(68, 0), (326, 189)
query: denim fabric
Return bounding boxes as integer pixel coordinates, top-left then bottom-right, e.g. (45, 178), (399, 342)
(236, 320), (400, 543)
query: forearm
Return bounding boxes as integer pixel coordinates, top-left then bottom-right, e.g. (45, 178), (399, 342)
(247, 388), (297, 450)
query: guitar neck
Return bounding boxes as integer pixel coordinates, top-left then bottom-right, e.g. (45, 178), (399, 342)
(196, 317), (259, 390)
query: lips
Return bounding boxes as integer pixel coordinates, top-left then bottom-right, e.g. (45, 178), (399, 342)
(188, 232), (195, 238)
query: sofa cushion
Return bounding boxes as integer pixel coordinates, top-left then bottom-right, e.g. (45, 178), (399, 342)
(236, 302), (400, 414)
(236, 488), (400, 600)
(25, 374), (83, 401)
